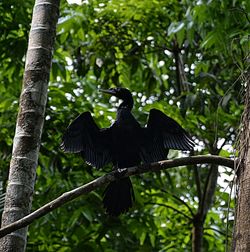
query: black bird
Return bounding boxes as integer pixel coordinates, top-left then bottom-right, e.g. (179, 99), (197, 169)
(61, 87), (194, 216)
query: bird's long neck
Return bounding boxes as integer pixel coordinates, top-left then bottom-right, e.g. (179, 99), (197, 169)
(118, 96), (134, 111)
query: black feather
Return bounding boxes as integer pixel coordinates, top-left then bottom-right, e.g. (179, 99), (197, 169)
(61, 88), (195, 216)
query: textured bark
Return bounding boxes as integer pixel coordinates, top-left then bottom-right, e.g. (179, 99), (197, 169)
(0, 1), (60, 251)
(232, 75), (250, 251)
(0, 155), (235, 238)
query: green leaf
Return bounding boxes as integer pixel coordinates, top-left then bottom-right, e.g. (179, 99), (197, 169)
(149, 233), (156, 247)
(139, 232), (147, 245)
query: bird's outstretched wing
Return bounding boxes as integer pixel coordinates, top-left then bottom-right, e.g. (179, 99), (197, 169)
(60, 112), (112, 168)
(141, 109), (195, 163)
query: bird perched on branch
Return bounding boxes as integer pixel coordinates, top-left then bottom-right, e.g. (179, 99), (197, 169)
(61, 87), (194, 216)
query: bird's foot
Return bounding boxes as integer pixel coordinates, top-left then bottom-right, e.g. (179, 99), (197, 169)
(118, 168), (127, 173)
(115, 168), (127, 178)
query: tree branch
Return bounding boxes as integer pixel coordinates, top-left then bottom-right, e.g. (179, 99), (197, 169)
(194, 164), (202, 203)
(200, 164), (219, 220)
(0, 155), (236, 238)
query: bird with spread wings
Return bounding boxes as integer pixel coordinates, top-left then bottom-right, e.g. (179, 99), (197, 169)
(61, 88), (194, 216)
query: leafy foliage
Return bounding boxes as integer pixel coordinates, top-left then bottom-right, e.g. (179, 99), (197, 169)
(1, 0), (249, 251)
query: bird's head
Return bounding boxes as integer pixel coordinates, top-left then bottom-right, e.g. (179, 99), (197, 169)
(100, 87), (132, 100)
(100, 87), (134, 110)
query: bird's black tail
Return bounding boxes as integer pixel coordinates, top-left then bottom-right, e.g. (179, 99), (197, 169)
(103, 177), (134, 216)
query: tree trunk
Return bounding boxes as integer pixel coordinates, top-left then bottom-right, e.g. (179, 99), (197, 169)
(232, 75), (250, 251)
(192, 163), (219, 252)
(0, 0), (60, 251)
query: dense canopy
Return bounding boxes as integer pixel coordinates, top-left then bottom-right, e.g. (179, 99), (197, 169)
(0, 0), (248, 251)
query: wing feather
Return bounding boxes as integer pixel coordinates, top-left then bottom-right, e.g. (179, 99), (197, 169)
(61, 112), (112, 168)
(141, 109), (194, 163)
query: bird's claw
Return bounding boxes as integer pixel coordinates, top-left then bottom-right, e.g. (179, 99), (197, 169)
(118, 168), (127, 173)
(115, 168), (127, 178)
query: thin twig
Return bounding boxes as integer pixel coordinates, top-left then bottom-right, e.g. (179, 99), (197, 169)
(146, 202), (192, 220)
(204, 227), (231, 237)
(160, 189), (195, 217)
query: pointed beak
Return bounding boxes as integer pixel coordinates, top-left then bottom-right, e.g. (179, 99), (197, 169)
(99, 89), (116, 96)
